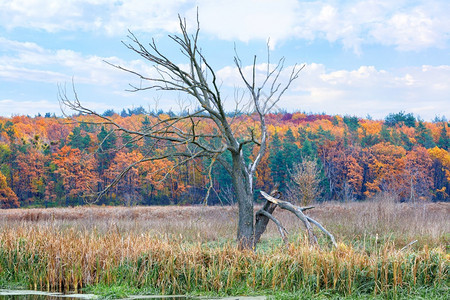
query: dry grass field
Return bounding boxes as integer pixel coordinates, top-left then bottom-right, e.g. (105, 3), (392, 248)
(0, 199), (448, 298)
(1, 199), (448, 248)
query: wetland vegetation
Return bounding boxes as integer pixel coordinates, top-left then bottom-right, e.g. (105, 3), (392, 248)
(0, 199), (448, 299)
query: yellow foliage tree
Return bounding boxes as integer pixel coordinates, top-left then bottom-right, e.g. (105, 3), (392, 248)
(0, 171), (19, 208)
(428, 147), (450, 181)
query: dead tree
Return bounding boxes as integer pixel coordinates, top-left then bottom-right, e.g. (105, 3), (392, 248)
(59, 15), (303, 250)
(256, 190), (337, 248)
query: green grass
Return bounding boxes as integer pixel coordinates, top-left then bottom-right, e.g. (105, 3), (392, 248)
(82, 284), (449, 299)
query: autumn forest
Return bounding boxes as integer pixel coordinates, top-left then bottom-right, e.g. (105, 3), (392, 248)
(1, 110), (449, 209)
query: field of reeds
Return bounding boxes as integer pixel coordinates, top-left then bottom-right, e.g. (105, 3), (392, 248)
(0, 197), (448, 299)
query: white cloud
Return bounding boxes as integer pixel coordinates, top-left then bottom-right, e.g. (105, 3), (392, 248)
(0, 0), (85, 32)
(0, 99), (60, 116)
(370, 4), (450, 51)
(0, 65), (69, 82)
(0, 0), (185, 35)
(0, 98), (116, 117)
(191, 0), (299, 48)
(215, 62), (450, 120)
(0, 37), (192, 116)
(103, 0), (186, 35)
(1, 1), (448, 52)
(1, 30), (449, 120)
(0, 37), (160, 86)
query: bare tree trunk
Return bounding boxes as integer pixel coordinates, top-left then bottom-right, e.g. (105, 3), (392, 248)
(232, 153), (254, 249)
(236, 185), (254, 249)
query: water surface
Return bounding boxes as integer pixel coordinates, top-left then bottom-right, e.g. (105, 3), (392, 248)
(0, 289), (96, 300)
(0, 290), (265, 300)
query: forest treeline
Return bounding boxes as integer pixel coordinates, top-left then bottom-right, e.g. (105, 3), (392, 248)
(0, 110), (449, 208)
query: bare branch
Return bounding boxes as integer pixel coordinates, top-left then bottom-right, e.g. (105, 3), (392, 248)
(256, 209), (289, 246)
(400, 240), (418, 251)
(260, 191), (336, 248)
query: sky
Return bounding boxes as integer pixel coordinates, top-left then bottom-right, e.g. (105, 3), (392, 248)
(0, 0), (449, 121)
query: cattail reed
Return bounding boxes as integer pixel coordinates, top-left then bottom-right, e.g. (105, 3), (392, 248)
(0, 203), (448, 297)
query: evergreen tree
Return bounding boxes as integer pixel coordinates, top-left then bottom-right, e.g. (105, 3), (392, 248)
(80, 121), (94, 133)
(4, 121), (15, 142)
(391, 129), (402, 146)
(360, 128), (380, 147)
(0, 144), (12, 192)
(415, 121), (436, 148)
(102, 109), (116, 117)
(437, 123), (450, 150)
(301, 138), (314, 158)
(309, 125), (335, 148)
(385, 111), (416, 127)
(68, 126), (91, 150)
(121, 132), (136, 149)
(400, 132), (414, 151)
(343, 115), (360, 131)
(120, 109), (129, 117)
(128, 106), (146, 116)
(269, 133), (286, 190)
(282, 128), (301, 169)
(97, 126), (117, 151)
(380, 125), (392, 143)
(141, 116), (153, 148)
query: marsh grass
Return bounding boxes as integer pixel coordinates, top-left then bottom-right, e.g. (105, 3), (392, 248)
(0, 200), (448, 298)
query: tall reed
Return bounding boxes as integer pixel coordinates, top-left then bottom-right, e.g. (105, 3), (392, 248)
(0, 224), (447, 296)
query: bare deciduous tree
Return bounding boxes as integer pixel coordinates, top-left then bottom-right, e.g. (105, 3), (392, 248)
(288, 158), (322, 206)
(59, 16), (302, 250)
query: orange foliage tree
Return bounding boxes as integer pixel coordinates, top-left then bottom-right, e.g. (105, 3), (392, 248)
(0, 170), (19, 208)
(428, 146), (450, 200)
(105, 150), (185, 205)
(53, 146), (98, 203)
(365, 143), (406, 198)
(318, 140), (363, 200)
(401, 146), (433, 201)
(2, 109), (450, 207)
(15, 148), (47, 203)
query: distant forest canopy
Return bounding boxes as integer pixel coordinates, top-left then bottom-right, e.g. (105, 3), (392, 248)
(0, 110), (449, 208)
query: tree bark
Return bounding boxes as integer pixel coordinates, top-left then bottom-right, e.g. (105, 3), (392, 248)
(232, 153), (254, 249)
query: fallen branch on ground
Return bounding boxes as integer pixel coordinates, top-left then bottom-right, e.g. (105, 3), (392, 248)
(259, 191), (337, 248)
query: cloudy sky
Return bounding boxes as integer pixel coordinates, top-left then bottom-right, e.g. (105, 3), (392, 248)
(1, 0), (449, 120)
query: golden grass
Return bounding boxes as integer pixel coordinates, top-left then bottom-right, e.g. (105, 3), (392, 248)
(0, 200), (448, 296)
(1, 200), (448, 247)
(0, 205), (238, 243)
